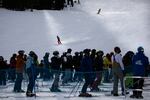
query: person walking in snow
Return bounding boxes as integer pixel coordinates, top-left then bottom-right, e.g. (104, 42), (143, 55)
(130, 47), (149, 99)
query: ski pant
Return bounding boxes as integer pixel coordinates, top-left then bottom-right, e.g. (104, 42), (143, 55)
(8, 68), (16, 81)
(27, 67), (36, 93)
(14, 72), (23, 91)
(103, 69), (110, 83)
(132, 78), (144, 96)
(91, 71), (102, 89)
(0, 70), (6, 85)
(62, 69), (71, 84)
(51, 71), (60, 89)
(73, 68), (82, 81)
(81, 73), (93, 93)
(112, 66), (124, 94)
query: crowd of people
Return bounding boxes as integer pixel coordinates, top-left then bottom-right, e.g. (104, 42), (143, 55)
(0, 46), (149, 98)
(1, 0), (80, 11)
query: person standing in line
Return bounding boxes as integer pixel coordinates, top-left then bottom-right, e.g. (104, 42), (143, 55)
(62, 48), (73, 85)
(50, 51), (62, 92)
(0, 56), (8, 86)
(26, 51), (36, 97)
(9, 53), (17, 82)
(111, 47), (125, 96)
(130, 47), (149, 99)
(91, 50), (104, 91)
(79, 49), (93, 97)
(14, 50), (25, 92)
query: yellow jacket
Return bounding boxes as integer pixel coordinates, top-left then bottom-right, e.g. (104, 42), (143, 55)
(103, 56), (111, 69)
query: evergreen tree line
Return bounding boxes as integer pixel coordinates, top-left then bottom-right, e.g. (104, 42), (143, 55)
(1, 0), (75, 11)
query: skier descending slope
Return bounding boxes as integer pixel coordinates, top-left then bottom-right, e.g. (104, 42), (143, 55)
(57, 35), (62, 45)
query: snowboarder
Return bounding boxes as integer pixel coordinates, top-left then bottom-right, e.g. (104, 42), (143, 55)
(57, 35), (62, 45)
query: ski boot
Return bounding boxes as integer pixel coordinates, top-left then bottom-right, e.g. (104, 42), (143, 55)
(26, 91), (36, 97)
(79, 93), (92, 97)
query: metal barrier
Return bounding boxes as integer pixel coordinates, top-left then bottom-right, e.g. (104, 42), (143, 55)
(124, 76), (150, 98)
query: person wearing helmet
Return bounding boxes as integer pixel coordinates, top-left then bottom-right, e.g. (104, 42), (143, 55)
(26, 51), (36, 97)
(50, 51), (62, 92)
(130, 47), (149, 99)
(79, 49), (93, 97)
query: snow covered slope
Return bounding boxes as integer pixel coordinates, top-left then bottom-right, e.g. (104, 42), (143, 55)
(0, 0), (150, 60)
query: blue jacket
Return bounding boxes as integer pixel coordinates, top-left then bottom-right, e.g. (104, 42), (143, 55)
(80, 55), (93, 73)
(132, 52), (149, 76)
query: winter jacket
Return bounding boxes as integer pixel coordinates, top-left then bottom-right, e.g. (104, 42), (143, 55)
(16, 55), (25, 73)
(80, 55), (93, 73)
(26, 56), (34, 69)
(10, 57), (16, 69)
(0, 61), (7, 70)
(43, 55), (50, 68)
(51, 56), (61, 70)
(93, 56), (103, 71)
(112, 54), (124, 70)
(63, 53), (73, 69)
(103, 56), (111, 69)
(132, 52), (149, 76)
(73, 55), (81, 69)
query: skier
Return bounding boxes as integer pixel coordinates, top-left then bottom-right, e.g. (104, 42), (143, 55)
(43, 52), (51, 80)
(72, 52), (82, 81)
(62, 48), (73, 85)
(91, 50), (104, 91)
(14, 50), (25, 92)
(130, 47), (149, 99)
(57, 35), (62, 45)
(79, 49), (93, 97)
(0, 56), (8, 86)
(103, 53), (112, 83)
(26, 51), (37, 97)
(8, 53), (17, 82)
(50, 51), (62, 92)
